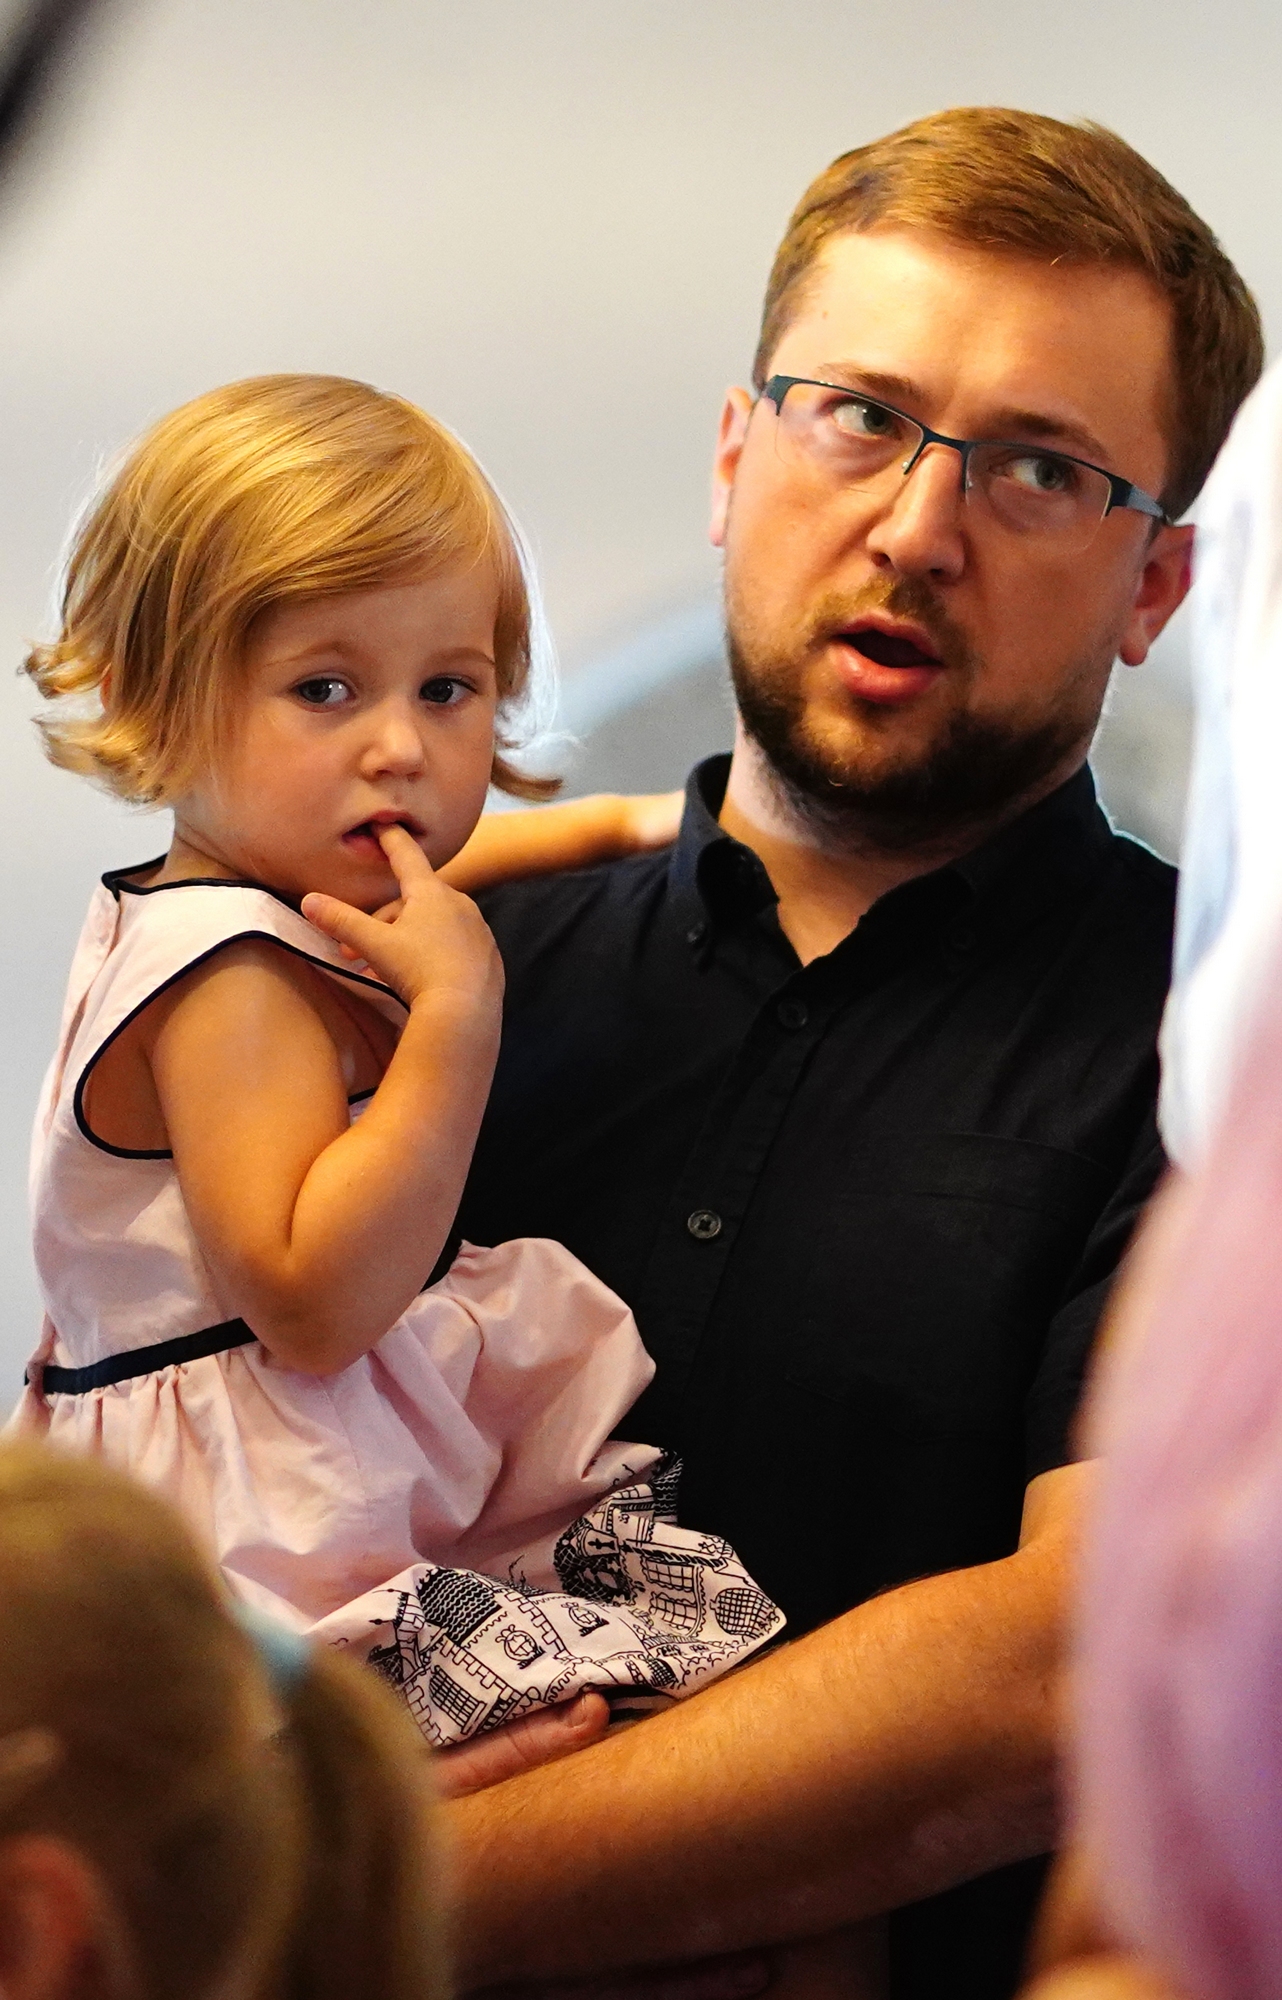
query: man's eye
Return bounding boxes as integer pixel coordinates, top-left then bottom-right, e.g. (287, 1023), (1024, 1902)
(1003, 452), (1078, 496)
(294, 677), (351, 708)
(830, 397), (902, 442)
(421, 677), (466, 706)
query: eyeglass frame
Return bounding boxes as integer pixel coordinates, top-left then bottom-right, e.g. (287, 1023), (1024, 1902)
(759, 374), (1172, 532)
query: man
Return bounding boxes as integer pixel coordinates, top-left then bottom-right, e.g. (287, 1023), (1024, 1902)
(447, 109), (1263, 1999)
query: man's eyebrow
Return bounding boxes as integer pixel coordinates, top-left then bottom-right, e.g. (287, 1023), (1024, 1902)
(812, 364), (1114, 466)
(982, 405), (1112, 465)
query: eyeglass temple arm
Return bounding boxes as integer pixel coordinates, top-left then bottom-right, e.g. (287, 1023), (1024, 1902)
(1107, 476), (1170, 524)
(760, 375), (800, 411)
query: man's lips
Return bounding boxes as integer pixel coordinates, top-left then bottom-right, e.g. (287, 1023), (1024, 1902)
(829, 622), (946, 705)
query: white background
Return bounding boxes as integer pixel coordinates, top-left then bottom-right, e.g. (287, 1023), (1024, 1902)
(0, 0), (1278, 1390)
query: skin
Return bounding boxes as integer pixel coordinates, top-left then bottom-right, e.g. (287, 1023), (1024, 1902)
(0, 1837), (119, 2000)
(1013, 1819), (1185, 2000)
(88, 568), (510, 1372)
(437, 225), (1194, 1993)
(84, 571), (684, 1375)
(713, 226), (1191, 961)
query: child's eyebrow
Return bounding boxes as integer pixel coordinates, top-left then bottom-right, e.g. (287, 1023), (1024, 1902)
(428, 646), (498, 669)
(263, 640), (499, 673)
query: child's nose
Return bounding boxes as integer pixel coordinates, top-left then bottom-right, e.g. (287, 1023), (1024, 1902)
(362, 704), (426, 776)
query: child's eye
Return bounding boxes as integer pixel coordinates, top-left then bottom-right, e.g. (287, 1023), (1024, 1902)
(294, 677), (352, 708)
(421, 677), (466, 707)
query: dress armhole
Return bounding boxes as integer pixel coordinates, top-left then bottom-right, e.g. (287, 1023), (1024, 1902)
(74, 929), (405, 1159)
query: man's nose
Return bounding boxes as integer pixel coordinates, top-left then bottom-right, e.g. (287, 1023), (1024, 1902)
(862, 442), (968, 582)
(361, 700), (427, 776)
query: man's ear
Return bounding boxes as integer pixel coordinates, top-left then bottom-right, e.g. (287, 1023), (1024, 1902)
(1117, 522), (1195, 667)
(709, 387), (755, 550)
(0, 1835), (110, 1999)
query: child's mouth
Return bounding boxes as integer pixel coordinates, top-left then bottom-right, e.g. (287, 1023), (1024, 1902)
(342, 813), (425, 853)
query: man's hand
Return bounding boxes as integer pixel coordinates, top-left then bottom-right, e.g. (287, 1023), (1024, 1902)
(435, 1693), (612, 1800)
(445, 1462), (1088, 1990)
(436, 1696), (773, 2000)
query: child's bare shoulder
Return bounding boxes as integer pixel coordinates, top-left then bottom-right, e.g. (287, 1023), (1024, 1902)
(143, 935), (331, 1040)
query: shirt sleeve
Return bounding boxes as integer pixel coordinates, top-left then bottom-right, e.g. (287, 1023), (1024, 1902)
(1022, 1110), (1168, 1482)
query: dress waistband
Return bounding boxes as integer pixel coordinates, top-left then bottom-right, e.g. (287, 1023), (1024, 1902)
(36, 1230), (464, 1396)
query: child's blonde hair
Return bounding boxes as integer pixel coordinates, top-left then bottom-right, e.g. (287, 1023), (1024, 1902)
(25, 373), (557, 804)
(0, 1441), (443, 2000)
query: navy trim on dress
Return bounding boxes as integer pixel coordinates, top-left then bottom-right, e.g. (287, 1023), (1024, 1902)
(73, 928), (406, 1160)
(35, 1231), (464, 1394)
(102, 860), (305, 912)
(40, 1317), (257, 1394)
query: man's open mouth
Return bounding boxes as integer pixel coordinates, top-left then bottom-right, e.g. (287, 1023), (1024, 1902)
(841, 626), (942, 670)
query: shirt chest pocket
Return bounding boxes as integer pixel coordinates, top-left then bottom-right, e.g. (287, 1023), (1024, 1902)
(786, 1131), (1112, 1437)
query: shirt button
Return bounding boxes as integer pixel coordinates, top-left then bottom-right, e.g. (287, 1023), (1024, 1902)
(686, 1209), (723, 1241)
(776, 998), (809, 1030)
(950, 926), (977, 953)
(686, 920), (707, 946)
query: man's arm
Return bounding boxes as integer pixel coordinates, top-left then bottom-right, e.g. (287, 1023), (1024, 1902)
(440, 793), (683, 894)
(445, 1460), (1088, 1989)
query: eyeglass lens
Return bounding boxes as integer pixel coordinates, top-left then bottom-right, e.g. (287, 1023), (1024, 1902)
(773, 383), (1116, 553)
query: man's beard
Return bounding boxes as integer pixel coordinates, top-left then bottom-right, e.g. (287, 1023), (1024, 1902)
(726, 577), (1096, 855)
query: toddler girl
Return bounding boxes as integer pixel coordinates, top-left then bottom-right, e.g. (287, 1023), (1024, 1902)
(0, 1438), (440, 2000)
(12, 374), (782, 1745)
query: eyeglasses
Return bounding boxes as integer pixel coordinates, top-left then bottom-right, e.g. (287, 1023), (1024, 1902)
(759, 375), (1171, 555)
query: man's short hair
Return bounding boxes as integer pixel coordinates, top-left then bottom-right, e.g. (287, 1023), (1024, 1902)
(754, 107), (1264, 520)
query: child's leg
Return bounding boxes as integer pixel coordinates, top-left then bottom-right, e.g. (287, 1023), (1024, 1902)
(767, 1921), (889, 2000)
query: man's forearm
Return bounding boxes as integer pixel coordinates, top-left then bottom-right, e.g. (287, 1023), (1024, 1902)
(445, 1469), (1081, 1987)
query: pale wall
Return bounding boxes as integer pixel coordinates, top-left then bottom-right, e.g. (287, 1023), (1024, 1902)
(1, 0), (1277, 1389)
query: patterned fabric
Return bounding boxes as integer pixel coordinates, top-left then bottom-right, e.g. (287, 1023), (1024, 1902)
(319, 1457), (783, 1746)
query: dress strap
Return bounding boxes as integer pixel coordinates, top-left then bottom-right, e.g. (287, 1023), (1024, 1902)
(34, 1230), (465, 1395)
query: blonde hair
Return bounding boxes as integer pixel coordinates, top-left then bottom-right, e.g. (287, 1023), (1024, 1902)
(25, 373), (557, 804)
(0, 1442), (443, 2000)
(756, 108), (1264, 520)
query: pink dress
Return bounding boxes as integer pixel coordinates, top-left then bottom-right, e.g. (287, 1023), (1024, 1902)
(11, 864), (783, 1742)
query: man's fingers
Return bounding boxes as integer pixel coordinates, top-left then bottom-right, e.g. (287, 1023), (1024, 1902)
(433, 1691), (611, 1800)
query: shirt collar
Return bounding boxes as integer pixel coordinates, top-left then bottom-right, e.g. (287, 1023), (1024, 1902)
(669, 753), (1115, 938)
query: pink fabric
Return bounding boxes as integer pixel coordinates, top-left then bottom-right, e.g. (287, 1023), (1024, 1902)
(1078, 920), (1282, 2000)
(11, 877), (659, 1631)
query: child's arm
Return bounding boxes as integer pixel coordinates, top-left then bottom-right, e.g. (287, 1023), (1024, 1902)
(145, 829), (502, 1376)
(439, 792), (683, 894)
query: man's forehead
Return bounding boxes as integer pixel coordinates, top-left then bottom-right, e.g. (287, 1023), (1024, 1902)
(768, 225), (1175, 475)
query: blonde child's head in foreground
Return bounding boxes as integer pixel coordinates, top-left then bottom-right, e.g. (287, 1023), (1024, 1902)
(0, 1441), (441, 2000)
(27, 373), (554, 911)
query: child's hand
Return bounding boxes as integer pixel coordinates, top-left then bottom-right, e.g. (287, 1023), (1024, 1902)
(302, 826), (504, 1021)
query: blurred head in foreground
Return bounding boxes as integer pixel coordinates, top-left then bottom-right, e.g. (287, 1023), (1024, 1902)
(0, 1440), (441, 2000)
(1077, 357), (1282, 2000)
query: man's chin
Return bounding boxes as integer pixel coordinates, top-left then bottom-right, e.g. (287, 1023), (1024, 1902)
(748, 708), (1087, 853)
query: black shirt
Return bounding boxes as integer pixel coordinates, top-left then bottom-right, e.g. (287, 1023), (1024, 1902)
(458, 754), (1175, 1999)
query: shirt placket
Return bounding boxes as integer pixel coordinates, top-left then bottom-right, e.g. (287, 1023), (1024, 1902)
(636, 952), (841, 1415)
